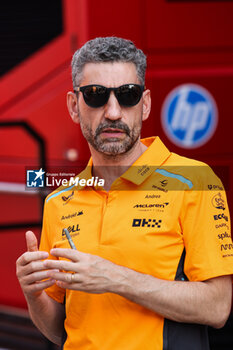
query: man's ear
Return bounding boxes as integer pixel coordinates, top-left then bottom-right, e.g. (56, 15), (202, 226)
(67, 92), (79, 124)
(142, 89), (151, 122)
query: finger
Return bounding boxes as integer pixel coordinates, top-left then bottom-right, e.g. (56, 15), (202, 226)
(48, 270), (78, 283)
(55, 280), (83, 290)
(44, 259), (76, 272)
(50, 248), (84, 262)
(18, 259), (47, 277)
(23, 269), (59, 285)
(26, 278), (56, 293)
(47, 271), (79, 284)
(17, 251), (49, 267)
(55, 280), (90, 292)
(26, 231), (38, 252)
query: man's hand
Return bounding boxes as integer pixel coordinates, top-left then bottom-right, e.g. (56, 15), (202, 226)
(16, 231), (56, 300)
(16, 231), (65, 345)
(44, 248), (119, 293)
(44, 248), (232, 329)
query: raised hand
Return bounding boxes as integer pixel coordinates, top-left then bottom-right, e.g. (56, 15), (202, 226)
(16, 231), (56, 299)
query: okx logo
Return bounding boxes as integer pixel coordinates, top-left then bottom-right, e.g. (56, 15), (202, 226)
(27, 168), (45, 187)
(132, 218), (162, 228)
(161, 84), (218, 149)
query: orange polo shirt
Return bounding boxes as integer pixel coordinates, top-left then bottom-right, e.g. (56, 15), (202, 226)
(40, 137), (232, 350)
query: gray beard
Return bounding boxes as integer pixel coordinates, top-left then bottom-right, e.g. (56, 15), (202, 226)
(79, 118), (142, 156)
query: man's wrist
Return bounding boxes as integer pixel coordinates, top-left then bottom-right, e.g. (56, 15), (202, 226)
(107, 263), (140, 297)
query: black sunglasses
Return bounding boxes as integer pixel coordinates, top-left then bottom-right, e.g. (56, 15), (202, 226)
(74, 84), (144, 108)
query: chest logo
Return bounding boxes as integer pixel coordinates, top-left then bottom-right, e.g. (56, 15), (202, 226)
(133, 203), (168, 209)
(212, 193), (225, 210)
(132, 218), (162, 228)
(62, 224), (80, 240)
(62, 191), (74, 204)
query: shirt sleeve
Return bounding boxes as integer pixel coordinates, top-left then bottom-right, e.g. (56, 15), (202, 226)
(180, 166), (233, 282)
(39, 200), (66, 304)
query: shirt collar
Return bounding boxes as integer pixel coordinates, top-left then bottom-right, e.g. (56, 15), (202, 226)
(120, 137), (171, 185)
(77, 137), (170, 188)
(73, 158), (94, 190)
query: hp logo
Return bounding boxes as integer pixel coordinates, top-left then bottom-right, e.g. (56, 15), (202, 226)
(161, 84), (218, 148)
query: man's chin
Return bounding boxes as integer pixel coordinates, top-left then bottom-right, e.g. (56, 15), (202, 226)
(98, 147), (127, 156)
(91, 135), (140, 156)
(96, 141), (130, 156)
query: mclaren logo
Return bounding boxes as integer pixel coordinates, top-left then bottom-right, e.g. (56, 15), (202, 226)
(160, 179), (168, 187)
(133, 203), (169, 209)
(62, 191), (74, 204)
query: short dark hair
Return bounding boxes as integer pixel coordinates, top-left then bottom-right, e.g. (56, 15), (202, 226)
(71, 37), (147, 87)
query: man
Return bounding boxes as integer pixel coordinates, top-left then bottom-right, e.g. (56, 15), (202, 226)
(16, 37), (233, 350)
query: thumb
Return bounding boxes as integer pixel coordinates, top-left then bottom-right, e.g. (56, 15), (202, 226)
(26, 231), (38, 252)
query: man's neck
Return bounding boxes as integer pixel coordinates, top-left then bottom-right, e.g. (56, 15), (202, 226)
(90, 140), (148, 191)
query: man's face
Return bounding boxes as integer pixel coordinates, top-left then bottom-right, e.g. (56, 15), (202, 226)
(70, 62), (150, 156)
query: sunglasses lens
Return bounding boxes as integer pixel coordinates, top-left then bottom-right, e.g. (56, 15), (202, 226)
(116, 85), (143, 107)
(83, 86), (108, 108)
(78, 84), (144, 108)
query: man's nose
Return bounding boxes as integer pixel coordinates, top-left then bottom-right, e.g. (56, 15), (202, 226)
(104, 91), (122, 120)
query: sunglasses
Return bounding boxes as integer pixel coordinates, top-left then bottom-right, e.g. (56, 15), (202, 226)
(74, 84), (144, 108)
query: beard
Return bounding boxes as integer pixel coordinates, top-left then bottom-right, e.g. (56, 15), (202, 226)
(79, 113), (143, 156)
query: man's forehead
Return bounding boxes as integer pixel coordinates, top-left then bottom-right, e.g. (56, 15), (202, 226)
(80, 61), (139, 86)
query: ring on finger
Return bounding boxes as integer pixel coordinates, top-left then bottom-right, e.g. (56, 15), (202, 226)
(70, 273), (76, 283)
